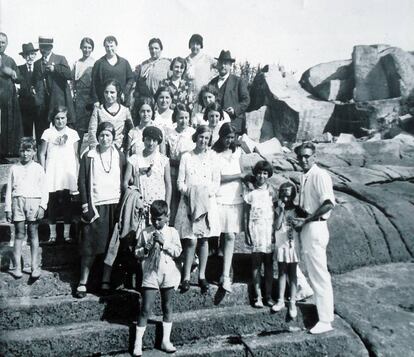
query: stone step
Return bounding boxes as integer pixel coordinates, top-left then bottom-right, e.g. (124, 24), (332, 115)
(141, 316), (368, 357)
(0, 282), (254, 330)
(0, 304), (315, 357)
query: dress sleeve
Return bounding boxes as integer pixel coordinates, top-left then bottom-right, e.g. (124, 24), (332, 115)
(177, 152), (189, 194)
(88, 107), (99, 148)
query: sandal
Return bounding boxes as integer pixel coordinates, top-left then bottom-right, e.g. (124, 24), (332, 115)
(75, 284), (87, 299)
(253, 297), (264, 308)
(9, 268), (23, 279)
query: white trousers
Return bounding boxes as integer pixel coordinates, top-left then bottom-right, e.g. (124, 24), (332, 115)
(301, 221), (334, 322)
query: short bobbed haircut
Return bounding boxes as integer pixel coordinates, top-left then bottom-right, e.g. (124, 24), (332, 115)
(19, 137), (37, 150)
(294, 141), (316, 156)
(96, 121), (116, 140)
(192, 125), (212, 146)
(170, 56), (187, 74)
(142, 126), (163, 144)
(252, 160), (273, 178)
(135, 96), (155, 123)
(148, 38), (163, 50)
(279, 181), (297, 200)
(212, 122), (237, 153)
(198, 84), (219, 107)
(150, 200), (169, 217)
(103, 35), (118, 46)
(50, 105), (69, 124)
(203, 102), (224, 122)
(154, 85), (173, 103)
(172, 103), (190, 122)
(103, 79), (123, 102)
(188, 34), (203, 48)
(80, 37), (94, 50)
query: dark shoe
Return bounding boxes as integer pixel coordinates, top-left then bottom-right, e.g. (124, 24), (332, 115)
(100, 281), (111, 295)
(75, 284), (87, 298)
(9, 269), (23, 279)
(180, 280), (190, 293)
(198, 279), (209, 294)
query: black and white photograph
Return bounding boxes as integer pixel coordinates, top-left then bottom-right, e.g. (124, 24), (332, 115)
(0, 0), (413, 356)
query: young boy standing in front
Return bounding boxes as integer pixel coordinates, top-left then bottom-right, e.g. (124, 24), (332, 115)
(5, 137), (48, 279)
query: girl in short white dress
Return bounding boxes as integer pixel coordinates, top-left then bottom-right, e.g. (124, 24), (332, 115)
(212, 122), (244, 293)
(38, 105), (79, 242)
(244, 160), (276, 308)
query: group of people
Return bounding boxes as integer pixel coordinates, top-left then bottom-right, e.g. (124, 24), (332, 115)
(3, 31), (336, 356)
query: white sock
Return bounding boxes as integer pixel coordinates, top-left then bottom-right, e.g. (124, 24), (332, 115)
(162, 321), (173, 346)
(133, 325), (146, 355)
(63, 224), (71, 238)
(49, 224), (57, 238)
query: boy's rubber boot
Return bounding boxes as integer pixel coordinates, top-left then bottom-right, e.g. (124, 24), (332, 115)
(161, 321), (177, 353)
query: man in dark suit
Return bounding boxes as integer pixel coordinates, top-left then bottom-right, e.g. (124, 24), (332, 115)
(32, 36), (75, 143)
(208, 50), (250, 134)
(18, 43), (39, 138)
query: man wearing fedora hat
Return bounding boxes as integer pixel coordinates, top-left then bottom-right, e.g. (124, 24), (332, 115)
(0, 32), (23, 160)
(18, 43), (39, 137)
(208, 50), (250, 134)
(32, 36), (75, 143)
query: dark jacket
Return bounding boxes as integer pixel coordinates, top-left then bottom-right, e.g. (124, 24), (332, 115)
(18, 64), (36, 109)
(208, 74), (250, 133)
(32, 53), (75, 123)
(78, 147), (126, 223)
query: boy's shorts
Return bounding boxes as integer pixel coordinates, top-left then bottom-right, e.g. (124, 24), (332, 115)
(12, 197), (41, 222)
(141, 262), (181, 290)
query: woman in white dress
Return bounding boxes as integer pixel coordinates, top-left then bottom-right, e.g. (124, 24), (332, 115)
(174, 125), (220, 294)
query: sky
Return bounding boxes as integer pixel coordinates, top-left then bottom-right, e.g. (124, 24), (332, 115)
(1, 0), (413, 77)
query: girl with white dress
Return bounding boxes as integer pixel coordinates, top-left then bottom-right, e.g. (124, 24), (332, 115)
(38, 105), (79, 242)
(153, 86), (174, 130)
(244, 160), (277, 308)
(174, 125), (220, 294)
(212, 123), (244, 293)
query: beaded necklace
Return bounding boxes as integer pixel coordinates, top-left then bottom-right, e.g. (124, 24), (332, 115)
(99, 147), (112, 173)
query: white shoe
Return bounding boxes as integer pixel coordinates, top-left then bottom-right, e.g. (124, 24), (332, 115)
(222, 276), (232, 293)
(288, 302), (297, 318)
(253, 297), (264, 308)
(161, 341), (177, 353)
(310, 321), (333, 334)
(271, 300), (285, 312)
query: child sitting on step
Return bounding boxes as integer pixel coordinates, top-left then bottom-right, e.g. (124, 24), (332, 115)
(272, 182), (300, 319)
(244, 160), (277, 308)
(133, 200), (182, 356)
(5, 137), (48, 279)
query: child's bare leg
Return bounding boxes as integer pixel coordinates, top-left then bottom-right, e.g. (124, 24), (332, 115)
(198, 238), (209, 280)
(182, 239), (196, 281)
(251, 253), (262, 299)
(264, 253), (274, 301)
(27, 222), (40, 272)
(12, 222), (25, 274)
(138, 288), (158, 326)
(287, 263), (298, 318)
(288, 263), (298, 303)
(222, 233), (235, 279)
(160, 287), (174, 322)
(277, 262), (287, 302)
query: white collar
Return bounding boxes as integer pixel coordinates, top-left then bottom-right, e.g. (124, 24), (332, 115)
(43, 52), (52, 62)
(219, 72), (230, 82)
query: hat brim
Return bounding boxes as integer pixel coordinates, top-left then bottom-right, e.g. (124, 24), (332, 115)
(19, 49), (39, 56)
(215, 57), (236, 63)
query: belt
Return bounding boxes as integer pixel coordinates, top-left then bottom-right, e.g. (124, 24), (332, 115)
(314, 217), (327, 222)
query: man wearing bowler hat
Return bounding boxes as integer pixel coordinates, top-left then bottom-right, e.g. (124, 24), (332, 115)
(18, 43), (39, 138)
(208, 50), (250, 134)
(32, 36), (75, 143)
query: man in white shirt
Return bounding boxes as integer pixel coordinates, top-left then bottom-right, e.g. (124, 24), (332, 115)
(293, 142), (335, 334)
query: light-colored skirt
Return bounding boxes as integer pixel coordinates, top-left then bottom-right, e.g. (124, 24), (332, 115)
(275, 231), (299, 263)
(218, 203), (244, 234)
